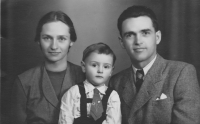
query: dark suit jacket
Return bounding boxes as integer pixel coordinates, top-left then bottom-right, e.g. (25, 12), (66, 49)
(109, 55), (200, 124)
(10, 61), (85, 124)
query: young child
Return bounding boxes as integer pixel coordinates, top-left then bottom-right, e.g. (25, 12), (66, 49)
(59, 43), (121, 124)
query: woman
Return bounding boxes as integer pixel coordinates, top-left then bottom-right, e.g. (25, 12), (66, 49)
(11, 11), (85, 124)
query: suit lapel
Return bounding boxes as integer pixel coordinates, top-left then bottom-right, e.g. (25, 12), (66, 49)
(129, 55), (166, 116)
(122, 67), (137, 108)
(42, 66), (59, 109)
(60, 62), (73, 98)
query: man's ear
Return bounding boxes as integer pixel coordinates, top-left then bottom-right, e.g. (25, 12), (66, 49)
(118, 36), (125, 49)
(81, 61), (86, 73)
(155, 30), (161, 45)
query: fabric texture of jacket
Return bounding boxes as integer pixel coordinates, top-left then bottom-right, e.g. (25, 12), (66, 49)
(109, 55), (200, 124)
(11, 61), (85, 124)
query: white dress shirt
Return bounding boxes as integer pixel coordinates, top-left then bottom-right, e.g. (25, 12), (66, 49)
(59, 80), (121, 124)
(132, 55), (157, 81)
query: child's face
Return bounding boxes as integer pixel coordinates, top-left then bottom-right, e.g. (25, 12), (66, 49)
(81, 52), (114, 87)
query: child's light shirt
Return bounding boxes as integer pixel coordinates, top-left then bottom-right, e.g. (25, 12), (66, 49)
(59, 80), (121, 124)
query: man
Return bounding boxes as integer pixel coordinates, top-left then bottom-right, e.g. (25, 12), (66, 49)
(109, 5), (200, 124)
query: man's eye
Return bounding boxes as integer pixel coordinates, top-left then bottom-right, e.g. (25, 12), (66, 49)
(142, 31), (150, 36)
(58, 37), (66, 41)
(125, 34), (132, 38)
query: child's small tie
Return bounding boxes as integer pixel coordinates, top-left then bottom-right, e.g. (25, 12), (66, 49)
(90, 88), (103, 120)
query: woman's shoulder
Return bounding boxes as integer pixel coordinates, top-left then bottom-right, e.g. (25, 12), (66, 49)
(19, 65), (42, 77)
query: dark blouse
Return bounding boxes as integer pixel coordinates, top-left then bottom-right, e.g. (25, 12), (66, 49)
(47, 69), (66, 100)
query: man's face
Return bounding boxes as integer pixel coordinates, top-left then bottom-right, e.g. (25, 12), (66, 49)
(81, 52), (113, 87)
(39, 21), (73, 64)
(120, 16), (161, 68)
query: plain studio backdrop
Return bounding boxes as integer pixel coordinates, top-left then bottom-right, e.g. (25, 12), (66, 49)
(1, 0), (200, 123)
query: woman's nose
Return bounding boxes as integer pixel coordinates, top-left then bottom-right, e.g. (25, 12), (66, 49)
(51, 39), (58, 50)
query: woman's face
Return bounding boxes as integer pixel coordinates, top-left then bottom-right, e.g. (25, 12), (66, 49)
(39, 21), (73, 64)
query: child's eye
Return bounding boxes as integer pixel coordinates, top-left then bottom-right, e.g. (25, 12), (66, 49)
(104, 65), (111, 69)
(92, 64), (97, 67)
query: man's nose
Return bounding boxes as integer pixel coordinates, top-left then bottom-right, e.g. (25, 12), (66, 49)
(134, 34), (142, 45)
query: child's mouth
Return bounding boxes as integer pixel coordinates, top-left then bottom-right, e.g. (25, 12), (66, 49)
(96, 76), (103, 78)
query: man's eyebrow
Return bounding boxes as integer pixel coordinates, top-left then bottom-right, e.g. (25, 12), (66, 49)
(140, 29), (152, 32)
(123, 31), (136, 37)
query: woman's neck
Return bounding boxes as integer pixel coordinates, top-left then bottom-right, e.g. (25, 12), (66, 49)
(45, 60), (67, 72)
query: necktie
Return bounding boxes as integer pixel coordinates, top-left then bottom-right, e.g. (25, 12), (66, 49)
(90, 88), (104, 120)
(135, 69), (144, 92)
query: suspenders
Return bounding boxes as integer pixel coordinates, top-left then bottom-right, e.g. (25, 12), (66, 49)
(77, 82), (113, 122)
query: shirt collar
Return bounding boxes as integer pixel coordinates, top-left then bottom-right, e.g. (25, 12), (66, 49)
(132, 55), (157, 75)
(83, 80), (106, 95)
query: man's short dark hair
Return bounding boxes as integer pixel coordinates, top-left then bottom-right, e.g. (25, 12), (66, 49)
(117, 5), (159, 36)
(35, 11), (77, 42)
(82, 42), (116, 65)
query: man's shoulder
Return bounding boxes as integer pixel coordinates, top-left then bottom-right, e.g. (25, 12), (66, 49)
(112, 67), (131, 79)
(164, 59), (194, 70)
(156, 55), (195, 71)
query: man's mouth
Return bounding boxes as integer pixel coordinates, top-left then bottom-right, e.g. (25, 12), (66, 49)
(134, 48), (145, 52)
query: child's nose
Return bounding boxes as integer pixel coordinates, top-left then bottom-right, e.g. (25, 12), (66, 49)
(97, 66), (103, 73)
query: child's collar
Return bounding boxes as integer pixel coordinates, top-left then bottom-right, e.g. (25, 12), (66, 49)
(84, 80), (106, 95)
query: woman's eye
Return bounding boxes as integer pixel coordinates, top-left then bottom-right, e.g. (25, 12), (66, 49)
(42, 37), (51, 41)
(92, 64), (97, 67)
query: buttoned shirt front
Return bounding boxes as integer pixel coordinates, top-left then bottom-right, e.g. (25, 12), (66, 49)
(59, 80), (121, 124)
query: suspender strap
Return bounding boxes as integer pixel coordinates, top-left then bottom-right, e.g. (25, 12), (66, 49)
(78, 82), (87, 117)
(102, 87), (113, 111)
(78, 83), (114, 122)
(95, 87), (113, 124)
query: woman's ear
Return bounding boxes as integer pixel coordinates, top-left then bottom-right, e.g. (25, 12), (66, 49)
(70, 41), (74, 47)
(81, 61), (86, 73)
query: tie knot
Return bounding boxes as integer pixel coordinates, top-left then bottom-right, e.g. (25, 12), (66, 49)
(136, 69), (144, 80)
(94, 88), (100, 94)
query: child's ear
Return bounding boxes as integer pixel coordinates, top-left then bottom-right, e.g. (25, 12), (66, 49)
(81, 61), (86, 73)
(110, 66), (115, 76)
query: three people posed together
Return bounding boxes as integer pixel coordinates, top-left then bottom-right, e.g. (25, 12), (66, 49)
(11, 5), (200, 124)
